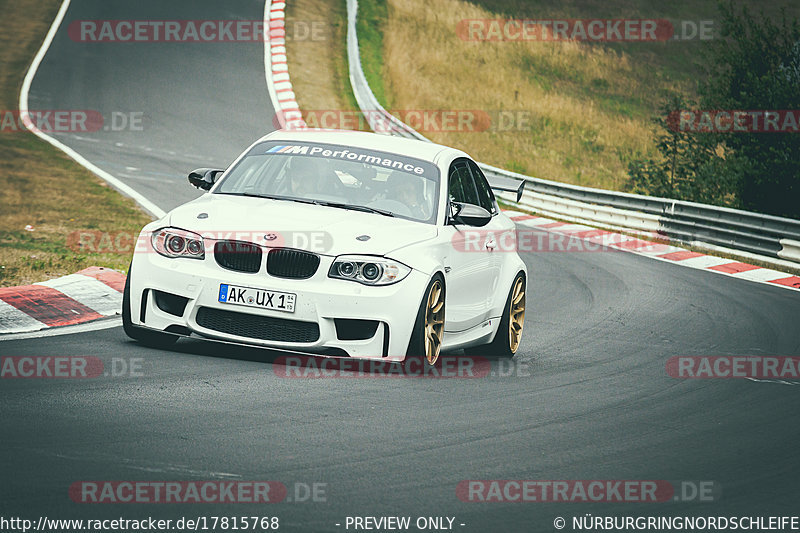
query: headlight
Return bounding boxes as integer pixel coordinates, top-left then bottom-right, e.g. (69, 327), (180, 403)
(151, 228), (205, 259)
(337, 261), (358, 278)
(328, 256), (411, 286)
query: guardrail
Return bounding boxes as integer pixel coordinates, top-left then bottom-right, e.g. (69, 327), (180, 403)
(344, 0), (800, 268)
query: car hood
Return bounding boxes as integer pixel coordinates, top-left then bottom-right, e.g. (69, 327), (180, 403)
(164, 194), (438, 257)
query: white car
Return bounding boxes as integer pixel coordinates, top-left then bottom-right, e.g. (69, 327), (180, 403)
(123, 130), (527, 364)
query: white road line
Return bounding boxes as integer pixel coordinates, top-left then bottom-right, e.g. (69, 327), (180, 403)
(18, 0), (166, 220)
(746, 377), (800, 386)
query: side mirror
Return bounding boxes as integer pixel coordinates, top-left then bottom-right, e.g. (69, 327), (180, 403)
(451, 202), (491, 227)
(188, 168), (223, 191)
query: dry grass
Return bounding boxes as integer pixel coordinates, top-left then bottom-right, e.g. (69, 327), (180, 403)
(382, 0), (672, 190)
(0, 0), (152, 286)
(285, 0), (361, 121)
(378, 0), (800, 190)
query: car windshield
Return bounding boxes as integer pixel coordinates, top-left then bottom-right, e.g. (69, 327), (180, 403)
(213, 141), (440, 223)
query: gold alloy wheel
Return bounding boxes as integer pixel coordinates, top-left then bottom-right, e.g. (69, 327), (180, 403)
(508, 277), (526, 353)
(424, 280), (445, 365)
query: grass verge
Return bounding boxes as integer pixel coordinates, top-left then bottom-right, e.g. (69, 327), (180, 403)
(357, 0), (799, 192)
(0, 0), (153, 287)
(356, 0), (389, 108)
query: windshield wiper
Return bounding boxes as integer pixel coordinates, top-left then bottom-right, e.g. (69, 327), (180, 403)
(219, 192), (317, 204)
(314, 201), (395, 217)
(218, 194), (395, 216)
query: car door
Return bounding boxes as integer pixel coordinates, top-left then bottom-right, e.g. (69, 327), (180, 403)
(442, 158), (495, 332)
(465, 159), (510, 309)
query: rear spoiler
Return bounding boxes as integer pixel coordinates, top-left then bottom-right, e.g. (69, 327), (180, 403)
(487, 175), (526, 203)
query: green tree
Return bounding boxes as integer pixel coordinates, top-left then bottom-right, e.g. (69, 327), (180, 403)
(699, 1), (800, 218)
(627, 94), (740, 206)
(628, 2), (800, 218)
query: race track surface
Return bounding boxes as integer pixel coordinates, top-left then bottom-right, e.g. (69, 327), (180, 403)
(3, 1), (800, 531)
(4, 244), (800, 531)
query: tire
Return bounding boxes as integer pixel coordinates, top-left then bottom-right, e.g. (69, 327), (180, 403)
(122, 264), (178, 348)
(406, 274), (445, 366)
(485, 273), (526, 357)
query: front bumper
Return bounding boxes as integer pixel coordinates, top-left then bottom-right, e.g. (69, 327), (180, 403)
(128, 251), (427, 361)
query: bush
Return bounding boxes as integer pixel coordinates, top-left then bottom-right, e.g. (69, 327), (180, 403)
(628, 1), (800, 219)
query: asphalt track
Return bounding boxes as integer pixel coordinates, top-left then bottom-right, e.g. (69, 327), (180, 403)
(3, 1), (800, 532)
(24, 0), (278, 211)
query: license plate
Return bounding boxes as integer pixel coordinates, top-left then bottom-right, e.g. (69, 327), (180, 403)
(218, 284), (296, 313)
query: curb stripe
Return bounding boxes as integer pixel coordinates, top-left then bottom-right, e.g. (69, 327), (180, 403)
(0, 300), (47, 334)
(504, 209), (800, 293)
(264, 0), (305, 130)
(675, 255), (733, 269)
(770, 276), (800, 288)
(0, 285), (103, 327)
(0, 267), (125, 335)
(659, 251), (704, 261)
(708, 262), (761, 274)
(76, 266), (126, 292)
(36, 274), (122, 317)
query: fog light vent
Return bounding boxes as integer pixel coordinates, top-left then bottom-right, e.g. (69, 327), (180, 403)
(153, 290), (189, 317)
(334, 319), (380, 341)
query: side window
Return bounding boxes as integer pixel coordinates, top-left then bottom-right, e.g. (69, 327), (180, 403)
(448, 160), (479, 205)
(466, 160), (496, 214)
(448, 166), (465, 203)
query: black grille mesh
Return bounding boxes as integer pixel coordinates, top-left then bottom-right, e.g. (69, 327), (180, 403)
(196, 307), (320, 343)
(266, 248), (320, 279)
(214, 241), (262, 273)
